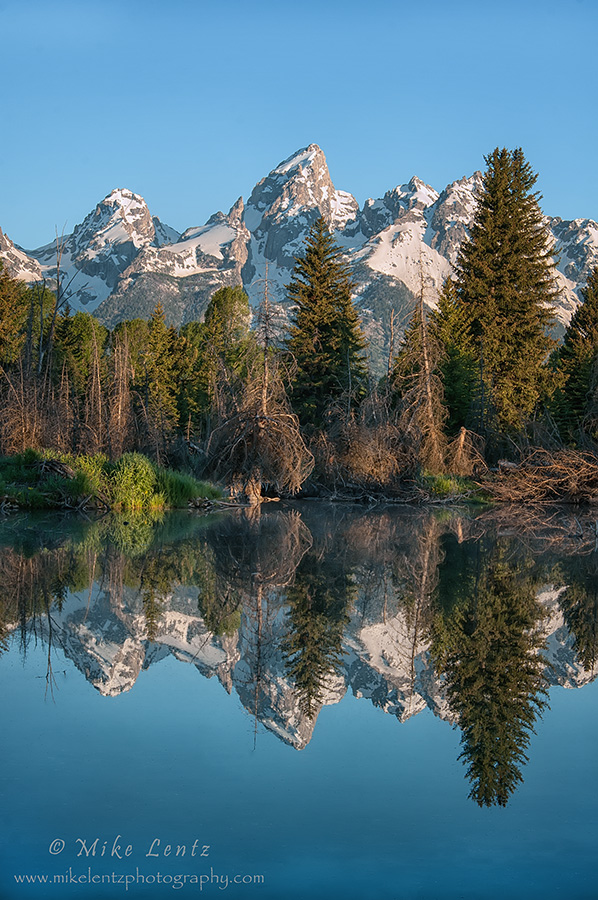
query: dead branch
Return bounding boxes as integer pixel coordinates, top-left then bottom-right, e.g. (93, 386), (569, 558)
(481, 448), (598, 505)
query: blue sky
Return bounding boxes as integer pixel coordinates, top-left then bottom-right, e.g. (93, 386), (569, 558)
(1, 0), (596, 250)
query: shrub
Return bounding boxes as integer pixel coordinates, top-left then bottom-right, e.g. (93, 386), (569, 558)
(110, 453), (158, 510)
(73, 453), (110, 498)
(420, 472), (477, 500)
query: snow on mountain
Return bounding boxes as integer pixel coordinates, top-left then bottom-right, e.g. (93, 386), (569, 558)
(352, 211), (453, 301)
(152, 217), (181, 246)
(0, 227), (42, 282)
(241, 143), (359, 307)
(2, 146), (597, 357)
(427, 172), (484, 263)
(24, 188), (178, 313)
(95, 197), (249, 327)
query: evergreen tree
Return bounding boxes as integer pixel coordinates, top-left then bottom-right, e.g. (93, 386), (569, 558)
(455, 148), (559, 435)
(198, 286), (255, 425)
(0, 261), (29, 364)
(142, 304), (180, 460)
(429, 278), (477, 434)
(553, 266), (598, 441)
(286, 217), (367, 428)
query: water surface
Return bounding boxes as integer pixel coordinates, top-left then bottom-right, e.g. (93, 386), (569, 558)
(0, 504), (596, 899)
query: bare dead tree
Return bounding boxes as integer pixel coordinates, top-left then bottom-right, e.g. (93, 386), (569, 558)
(108, 331), (135, 458)
(393, 262), (448, 474)
(82, 327), (105, 454)
(0, 361), (45, 452)
(205, 377), (314, 504)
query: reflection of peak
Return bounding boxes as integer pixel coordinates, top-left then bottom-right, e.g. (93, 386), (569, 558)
(539, 586), (596, 689)
(345, 615), (451, 725)
(8, 568), (596, 745)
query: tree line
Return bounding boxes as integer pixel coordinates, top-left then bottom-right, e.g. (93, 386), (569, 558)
(1, 146), (597, 500)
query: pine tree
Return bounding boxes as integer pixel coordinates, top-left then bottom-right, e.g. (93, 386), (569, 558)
(142, 304), (180, 461)
(0, 261), (29, 364)
(429, 278), (477, 434)
(286, 217), (367, 428)
(198, 286), (254, 426)
(455, 148), (559, 435)
(553, 266), (598, 441)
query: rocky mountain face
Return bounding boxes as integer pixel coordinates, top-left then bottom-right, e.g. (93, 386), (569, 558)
(0, 227), (42, 282)
(3, 146), (597, 371)
(30, 188), (182, 311)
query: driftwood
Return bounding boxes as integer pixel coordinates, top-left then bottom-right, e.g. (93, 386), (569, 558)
(37, 458), (77, 479)
(481, 449), (598, 504)
(35, 458), (110, 510)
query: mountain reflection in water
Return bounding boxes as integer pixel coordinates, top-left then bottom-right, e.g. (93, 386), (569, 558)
(1, 503), (596, 807)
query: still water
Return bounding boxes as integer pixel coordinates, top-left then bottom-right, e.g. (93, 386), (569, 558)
(0, 504), (596, 900)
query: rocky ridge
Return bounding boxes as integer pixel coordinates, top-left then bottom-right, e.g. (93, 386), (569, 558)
(2, 146), (597, 371)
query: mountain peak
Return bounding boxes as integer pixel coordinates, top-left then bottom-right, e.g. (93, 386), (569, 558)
(102, 187), (143, 205)
(392, 176), (439, 209)
(271, 144), (323, 178)
(75, 188), (155, 253)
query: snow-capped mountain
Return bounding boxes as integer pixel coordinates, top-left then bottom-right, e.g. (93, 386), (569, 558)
(3, 145), (597, 370)
(30, 188), (181, 310)
(0, 227), (42, 282)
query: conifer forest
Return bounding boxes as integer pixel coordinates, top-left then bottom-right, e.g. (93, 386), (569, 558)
(1, 147), (597, 507)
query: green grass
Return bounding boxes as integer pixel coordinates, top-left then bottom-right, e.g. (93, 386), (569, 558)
(156, 467), (221, 507)
(419, 471), (483, 501)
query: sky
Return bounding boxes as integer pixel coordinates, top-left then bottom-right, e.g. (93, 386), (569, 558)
(1, 0), (597, 251)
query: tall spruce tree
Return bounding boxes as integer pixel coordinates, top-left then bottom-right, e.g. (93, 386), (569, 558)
(455, 148), (559, 436)
(286, 217), (367, 428)
(553, 266), (598, 442)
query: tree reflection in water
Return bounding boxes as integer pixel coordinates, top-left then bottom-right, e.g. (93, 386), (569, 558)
(281, 551), (353, 718)
(430, 536), (549, 806)
(0, 505), (596, 804)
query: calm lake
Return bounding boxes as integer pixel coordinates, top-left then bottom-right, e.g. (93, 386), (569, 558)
(0, 503), (596, 900)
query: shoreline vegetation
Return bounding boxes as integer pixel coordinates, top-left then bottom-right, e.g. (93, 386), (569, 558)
(0, 450), (222, 514)
(0, 447), (597, 513)
(0, 147), (597, 508)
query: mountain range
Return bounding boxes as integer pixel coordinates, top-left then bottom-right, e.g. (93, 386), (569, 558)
(2, 144), (598, 373)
